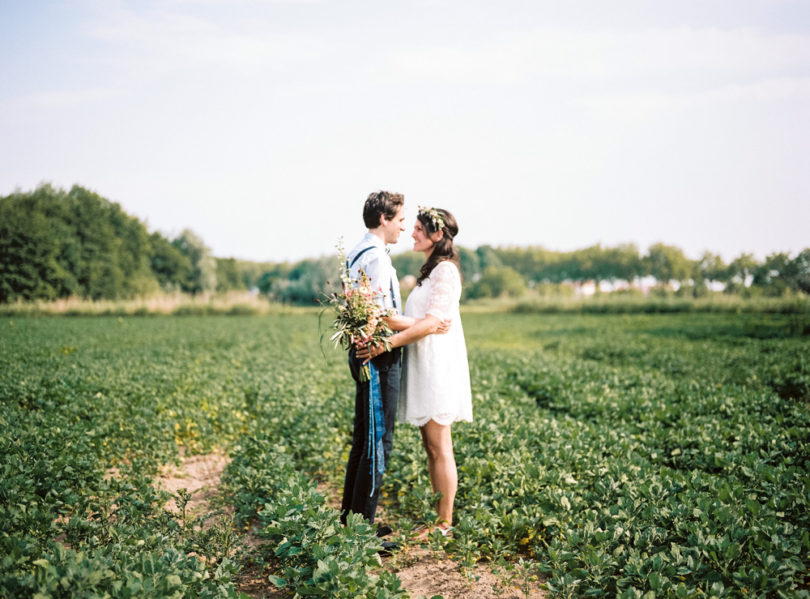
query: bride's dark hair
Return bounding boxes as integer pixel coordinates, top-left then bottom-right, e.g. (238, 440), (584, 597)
(416, 208), (460, 286)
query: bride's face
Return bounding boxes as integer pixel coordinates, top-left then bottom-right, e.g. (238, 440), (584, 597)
(412, 219), (442, 254)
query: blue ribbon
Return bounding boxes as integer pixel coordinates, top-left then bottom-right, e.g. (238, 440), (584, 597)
(367, 361), (386, 496)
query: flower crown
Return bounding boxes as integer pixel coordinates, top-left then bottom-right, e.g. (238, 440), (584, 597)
(417, 205), (445, 231)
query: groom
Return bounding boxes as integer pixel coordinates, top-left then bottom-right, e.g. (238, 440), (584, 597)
(340, 190), (406, 529)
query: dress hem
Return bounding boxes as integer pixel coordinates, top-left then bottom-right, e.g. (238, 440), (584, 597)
(400, 415), (473, 427)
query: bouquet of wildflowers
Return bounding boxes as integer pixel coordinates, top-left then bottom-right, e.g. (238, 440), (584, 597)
(325, 243), (394, 381)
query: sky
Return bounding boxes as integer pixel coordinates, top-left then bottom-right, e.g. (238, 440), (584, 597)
(1, 0), (809, 264)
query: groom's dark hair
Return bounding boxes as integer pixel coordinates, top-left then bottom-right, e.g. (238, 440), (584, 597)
(363, 191), (404, 228)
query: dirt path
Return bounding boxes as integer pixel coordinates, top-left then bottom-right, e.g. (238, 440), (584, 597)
(316, 484), (546, 599)
(153, 450), (280, 597)
(392, 545), (544, 599)
(154, 452), (545, 599)
(155, 450), (231, 518)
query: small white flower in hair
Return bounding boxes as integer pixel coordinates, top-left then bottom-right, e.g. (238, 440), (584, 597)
(417, 206), (445, 231)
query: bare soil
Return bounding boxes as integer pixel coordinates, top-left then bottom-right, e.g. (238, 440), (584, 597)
(155, 449), (231, 520)
(391, 544), (544, 599)
(153, 450), (284, 597)
(317, 485), (547, 599)
(154, 453), (545, 599)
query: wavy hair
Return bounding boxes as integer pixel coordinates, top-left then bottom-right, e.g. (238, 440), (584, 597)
(363, 191), (404, 229)
(416, 208), (461, 286)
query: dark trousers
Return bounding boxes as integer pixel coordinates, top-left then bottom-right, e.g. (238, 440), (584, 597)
(340, 347), (401, 524)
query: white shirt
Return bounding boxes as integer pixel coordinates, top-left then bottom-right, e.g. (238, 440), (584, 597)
(347, 233), (402, 314)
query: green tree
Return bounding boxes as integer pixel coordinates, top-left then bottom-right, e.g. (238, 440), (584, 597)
(391, 251), (425, 279)
(457, 246), (479, 285)
(575, 245), (602, 285)
(149, 232), (192, 291)
(689, 251), (728, 296)
(215, 257), (246, 292)
(694, 251), (726, 284)
(645, 243), (692, 286)
(235, 259), (276, 291)
(752, 250), (810, 296)
(256, 263), (293, 297)
(66, 186), (125, 298)
(724, 253), (758, 294)
(172, 229), (217, 295)
(466, 266), (526, 299)
(792, 249), (810, 294)
(476, 245), (503, 271)
(0, 204), (74, 301)
(1, 184), (165, 301)
(494, 246), (545, 281)
(108, 199), (159, 296)
(550, 251), (584, 283)
(277, 257), (333, 304)
(752, 252), (792, 296)
(603, 244), (643, 284)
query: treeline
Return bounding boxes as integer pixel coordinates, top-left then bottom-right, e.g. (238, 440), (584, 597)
(458, 243), (810, 299)
(1, 185), (808, 304)
(0, 185), (260, 302)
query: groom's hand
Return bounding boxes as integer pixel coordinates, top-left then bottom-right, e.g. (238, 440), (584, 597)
(355, 341), (384, 363)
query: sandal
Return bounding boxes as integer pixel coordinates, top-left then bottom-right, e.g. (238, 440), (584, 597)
(435, 523), (454, 538)
(412, 521), (454, 541)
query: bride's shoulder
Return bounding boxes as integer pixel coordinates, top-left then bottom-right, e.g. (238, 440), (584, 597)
(430, 260), (460, 278)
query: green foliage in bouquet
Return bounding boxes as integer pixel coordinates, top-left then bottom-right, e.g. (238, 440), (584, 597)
(322, 243), (395, 380)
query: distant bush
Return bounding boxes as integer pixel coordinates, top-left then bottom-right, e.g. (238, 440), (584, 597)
(509, 294), (810, 316)
(465, 266), (527, 299)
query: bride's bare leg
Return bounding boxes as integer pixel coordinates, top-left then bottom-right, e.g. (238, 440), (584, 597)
(420, 426), (438, 493)
(420, 419), (457, 525)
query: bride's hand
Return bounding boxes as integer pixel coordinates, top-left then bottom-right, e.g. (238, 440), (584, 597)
(436, 319), (452, 335)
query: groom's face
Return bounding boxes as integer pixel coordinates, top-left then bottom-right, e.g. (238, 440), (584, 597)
(381, 205), (407, 245)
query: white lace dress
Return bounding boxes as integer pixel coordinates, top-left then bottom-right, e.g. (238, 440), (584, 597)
(399, 261), (473, 427)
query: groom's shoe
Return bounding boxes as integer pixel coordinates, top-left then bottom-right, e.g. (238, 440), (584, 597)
(378, 540), (400, 556)
(376, 524), (393, 538)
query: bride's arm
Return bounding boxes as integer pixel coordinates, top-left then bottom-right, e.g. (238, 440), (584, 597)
(357, 314), (442, 361)
(383, 314), (416, 331)
(387, 314), (442, 349)
(384, 313), (450, 332)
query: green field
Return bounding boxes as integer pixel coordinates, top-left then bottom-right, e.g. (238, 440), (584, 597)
(1, 312), (808, 598)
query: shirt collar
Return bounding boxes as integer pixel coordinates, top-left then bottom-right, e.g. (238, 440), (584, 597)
(362, 232), (388, 252)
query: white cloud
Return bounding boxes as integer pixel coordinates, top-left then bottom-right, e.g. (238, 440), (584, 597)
(8, 87), (124, 110)
(582, 76), (810, 120)
(83, 6), (327, 75)
(385, 26), (810, 89)
(166, 0), (319, 4)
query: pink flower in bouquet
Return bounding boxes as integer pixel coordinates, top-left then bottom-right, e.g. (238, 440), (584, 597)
(323, 241), (394, 380)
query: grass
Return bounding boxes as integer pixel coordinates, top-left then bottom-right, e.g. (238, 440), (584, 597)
(0, 291), (311, 317)
(2, 290), (809, 318)
(467, 292), (810, 316)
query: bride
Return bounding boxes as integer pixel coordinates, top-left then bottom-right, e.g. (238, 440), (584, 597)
(358, 206), (472, 538)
